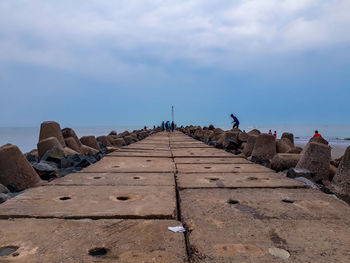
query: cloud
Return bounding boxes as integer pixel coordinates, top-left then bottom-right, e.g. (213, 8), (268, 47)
(0, 0), (349, 76)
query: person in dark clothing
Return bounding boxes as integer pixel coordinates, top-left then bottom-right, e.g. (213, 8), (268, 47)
(161, 121), (165, 131)
(171, 121), (175, 132)
(230, 114), (239, 129)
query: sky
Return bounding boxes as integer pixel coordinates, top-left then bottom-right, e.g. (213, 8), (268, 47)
(0, 0), (349, 128)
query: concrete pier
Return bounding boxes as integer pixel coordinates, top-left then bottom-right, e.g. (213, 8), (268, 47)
(0, 131), (349, 262)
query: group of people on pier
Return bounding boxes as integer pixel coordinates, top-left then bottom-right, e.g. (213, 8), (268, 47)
(162, 121), (176, 132)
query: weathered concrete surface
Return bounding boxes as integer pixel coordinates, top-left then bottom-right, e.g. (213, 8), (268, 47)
(181, 188), (350, 262)
(79, 157), (175, 173)
(177, 173), (305, 189)
(123, 144), (170, 150)
(177, 163), (273, 173)
(50, 172), (174, 186)
(0, 185), (176, 219)
(180, 188), (350, 222)
(0, 219), (187, 262)
(174, 157), (250, 164)
(108, 150), (172, 158)
(172, 148), (237, 158)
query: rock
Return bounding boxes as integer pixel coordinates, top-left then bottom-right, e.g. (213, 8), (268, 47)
(0, 144), (41, 191)
(332, 146), (350, 202)
(276, 138), (294, 153)
(80, 136), (101, 151)
(0, 184), (9, 194)
(238, 132), (248, 143)
(119, 131), (130, 137)
(247, 129), (260, 136)
(281, 132), (294, 145)
(0, 193), (8, 204)
(80, 145), (99, 156)
(109, 130), (117, 136)
(331, 156), (343, 168)
(296, 142), (331, 181)
(96, 136), (111, 147)
(252, 134), (276, 160)
(294, 177), (318, 188)
(218, 131), (240, 149)
(111, 138), (125, 147)
(64, 137), (81, 153)
(287, 168), (315, 180)
(271, 153), (301, 172)
(208, 125), (215, 130)
(309, 136), (329, 145)
(62, 128), (82, 147)
(287, 147), (303, 154)
(106, 146), (119, 153)
(329, 165), (337, 182)
(37, 137), (65, 160)
(25, 149), (39, 164)
(39, 121), (66, 147)
(250, 156), (271, 168)
(242, 135), (257, 157)
(202, 130), (214, 143)
(123, 136), (133, 145)
(32, 160), (59, 173)
(64, 147), (79, 156)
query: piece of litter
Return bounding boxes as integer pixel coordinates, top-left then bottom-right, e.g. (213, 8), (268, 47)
(168, 226), (186, 233)
(268, 247), (290, 259)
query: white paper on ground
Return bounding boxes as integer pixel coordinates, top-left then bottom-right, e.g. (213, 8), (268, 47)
(168, 226), (186, 233)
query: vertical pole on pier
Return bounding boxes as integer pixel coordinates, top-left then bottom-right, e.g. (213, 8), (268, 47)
(171, 105), (174, 123)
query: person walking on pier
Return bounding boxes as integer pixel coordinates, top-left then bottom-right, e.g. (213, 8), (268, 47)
(230, 114), (240, 129)
(161, 121), (165, 131)
(171, 121), (175, 132)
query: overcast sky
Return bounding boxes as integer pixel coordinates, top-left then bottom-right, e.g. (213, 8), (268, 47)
(1, 0), (349, 127)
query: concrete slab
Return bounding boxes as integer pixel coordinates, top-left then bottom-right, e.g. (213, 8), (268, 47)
(108, 150), (172, 158)
(177, 163), (273, 173)
(172, 148), (236, 158)
(123, 145), (170, 151)
(0, 185), (176, 219)
(0, 219), (187, 262)
(180, 188), (350, 221)
(174, 157), (250, 164)
(181, 188), (350, 262)
(79, 157), (175, 173)
(50, 172), (175, 186)
(177, 173), (305, 189)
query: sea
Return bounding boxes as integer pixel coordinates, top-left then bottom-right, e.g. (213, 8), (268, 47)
(0, 125), (349, 154)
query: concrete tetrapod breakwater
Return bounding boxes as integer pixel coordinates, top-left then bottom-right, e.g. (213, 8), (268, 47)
(0, 131), (349, 262)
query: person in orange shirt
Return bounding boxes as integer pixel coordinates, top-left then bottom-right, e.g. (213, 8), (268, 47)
(313, 130), (322, 137)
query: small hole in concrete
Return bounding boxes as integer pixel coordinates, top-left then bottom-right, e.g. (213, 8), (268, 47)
(204, 166), (211, 169)
(113, 165), (120, 168)
(133, 176), (141, 179)
(0, 246), (19, 257)
(282, 199), (294, 204)
(209, 178), (219, 182)
(88, 247), (108, 258)
(235, 167), (240, 168)
(116, 196), (130, 201)
(227, 199), (239, 205)
(247, 177), (258, 180)
(93, 177), (101, 179)
(146, 160), (152, 162)
(59, 197), (71, 201)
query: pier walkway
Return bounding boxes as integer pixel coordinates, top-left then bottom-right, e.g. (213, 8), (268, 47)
(0, 131), (349, 262)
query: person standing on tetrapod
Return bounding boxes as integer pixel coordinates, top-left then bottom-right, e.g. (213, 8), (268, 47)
(230, 114), (240, 129)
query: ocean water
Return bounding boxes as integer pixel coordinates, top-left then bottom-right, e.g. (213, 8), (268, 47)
(0, 126), (142, 153)
(0, 125), (349, 153)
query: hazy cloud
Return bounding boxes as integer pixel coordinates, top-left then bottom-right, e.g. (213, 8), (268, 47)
(0, 0), (349, 75)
